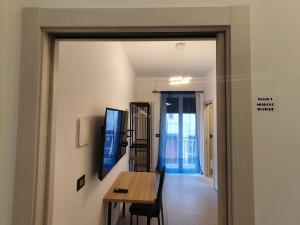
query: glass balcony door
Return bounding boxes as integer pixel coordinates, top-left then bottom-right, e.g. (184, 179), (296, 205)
(162, 92), (200, 173)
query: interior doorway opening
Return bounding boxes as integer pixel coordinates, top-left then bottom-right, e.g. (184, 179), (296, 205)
(51, 38), (220, 225)
(204, 103), (214, 178)
(14, 7), (255, 225)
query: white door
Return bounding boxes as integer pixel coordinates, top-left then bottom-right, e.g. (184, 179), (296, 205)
(204, 103), (213, 177)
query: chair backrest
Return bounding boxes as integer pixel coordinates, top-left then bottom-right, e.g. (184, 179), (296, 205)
(155, 166), (166, 207)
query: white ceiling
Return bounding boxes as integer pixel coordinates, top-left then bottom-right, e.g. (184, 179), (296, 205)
(122, 40), (216, 78)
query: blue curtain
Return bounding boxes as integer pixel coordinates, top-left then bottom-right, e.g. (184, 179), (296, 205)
(157, 92), (201, 174)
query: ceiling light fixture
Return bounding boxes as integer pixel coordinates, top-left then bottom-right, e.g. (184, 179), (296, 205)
(169, 42), (193, 86)
(170, 81), (182, 86)
(169, 76), (183, 82)
(169, 76), (192, 86)
(175, 42), (186, 52)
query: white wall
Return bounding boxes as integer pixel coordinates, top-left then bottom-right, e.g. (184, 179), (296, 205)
(52, 41), (136, 225)
(135, 75), (217, 179)
(205, 68), (218, 191)
(2, 1), (300, 225)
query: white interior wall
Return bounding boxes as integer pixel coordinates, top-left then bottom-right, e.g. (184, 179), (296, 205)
(2, 2), (300, 225)
(135, 75), (217, 189)
(52, 41), (136, 225)
(205, 67), (218, 191)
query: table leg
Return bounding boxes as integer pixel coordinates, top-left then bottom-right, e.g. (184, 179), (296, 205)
(122, 202), (126, 217)
(107, 202), (112, 225)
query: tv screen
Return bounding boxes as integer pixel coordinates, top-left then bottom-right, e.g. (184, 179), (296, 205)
(99, 108), (128, 180)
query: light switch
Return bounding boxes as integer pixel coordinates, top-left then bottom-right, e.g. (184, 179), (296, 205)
(78, 116), (90, 147)
(77, 175), (85, 191)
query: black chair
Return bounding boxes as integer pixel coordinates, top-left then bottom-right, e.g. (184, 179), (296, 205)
(129, 167), (166, 225)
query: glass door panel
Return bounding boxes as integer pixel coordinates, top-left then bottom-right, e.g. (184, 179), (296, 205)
(163, 94), (200, 173)
(165, 97), (179, 169)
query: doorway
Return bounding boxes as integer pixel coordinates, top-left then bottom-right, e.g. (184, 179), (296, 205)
(204, 102), (214, 178)
(52, 40), (217, 225)
(14, 7), (254, 225)
(42, 34), (226, 225)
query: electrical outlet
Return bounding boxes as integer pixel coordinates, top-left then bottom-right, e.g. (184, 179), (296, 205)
(77, 175), (85, 191)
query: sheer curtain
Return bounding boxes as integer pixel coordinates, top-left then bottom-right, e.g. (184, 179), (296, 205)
(157, 92), (201, 173)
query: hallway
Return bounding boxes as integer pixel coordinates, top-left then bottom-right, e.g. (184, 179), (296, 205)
(117, 174), (217, 225)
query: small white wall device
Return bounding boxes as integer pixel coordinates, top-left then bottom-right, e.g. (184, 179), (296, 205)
(77, 116), (90, 147)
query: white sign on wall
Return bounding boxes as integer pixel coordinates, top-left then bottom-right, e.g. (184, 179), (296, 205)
(254, 96), (279, 113)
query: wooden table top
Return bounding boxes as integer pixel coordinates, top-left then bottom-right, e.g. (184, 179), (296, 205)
(103, 172), (156, 204)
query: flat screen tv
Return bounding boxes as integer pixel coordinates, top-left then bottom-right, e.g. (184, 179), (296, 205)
(98, 108), (128, 180)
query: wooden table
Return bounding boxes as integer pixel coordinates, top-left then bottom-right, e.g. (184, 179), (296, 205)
(103, 172), (156, 225)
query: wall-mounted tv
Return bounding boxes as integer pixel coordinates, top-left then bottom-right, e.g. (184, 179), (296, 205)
(98, 108), (128, 180)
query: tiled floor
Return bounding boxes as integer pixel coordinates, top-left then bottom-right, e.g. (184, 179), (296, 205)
(117, 174), (218, 225)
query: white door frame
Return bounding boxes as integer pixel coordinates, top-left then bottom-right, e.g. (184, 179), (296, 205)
(13, 6), (254, 225)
